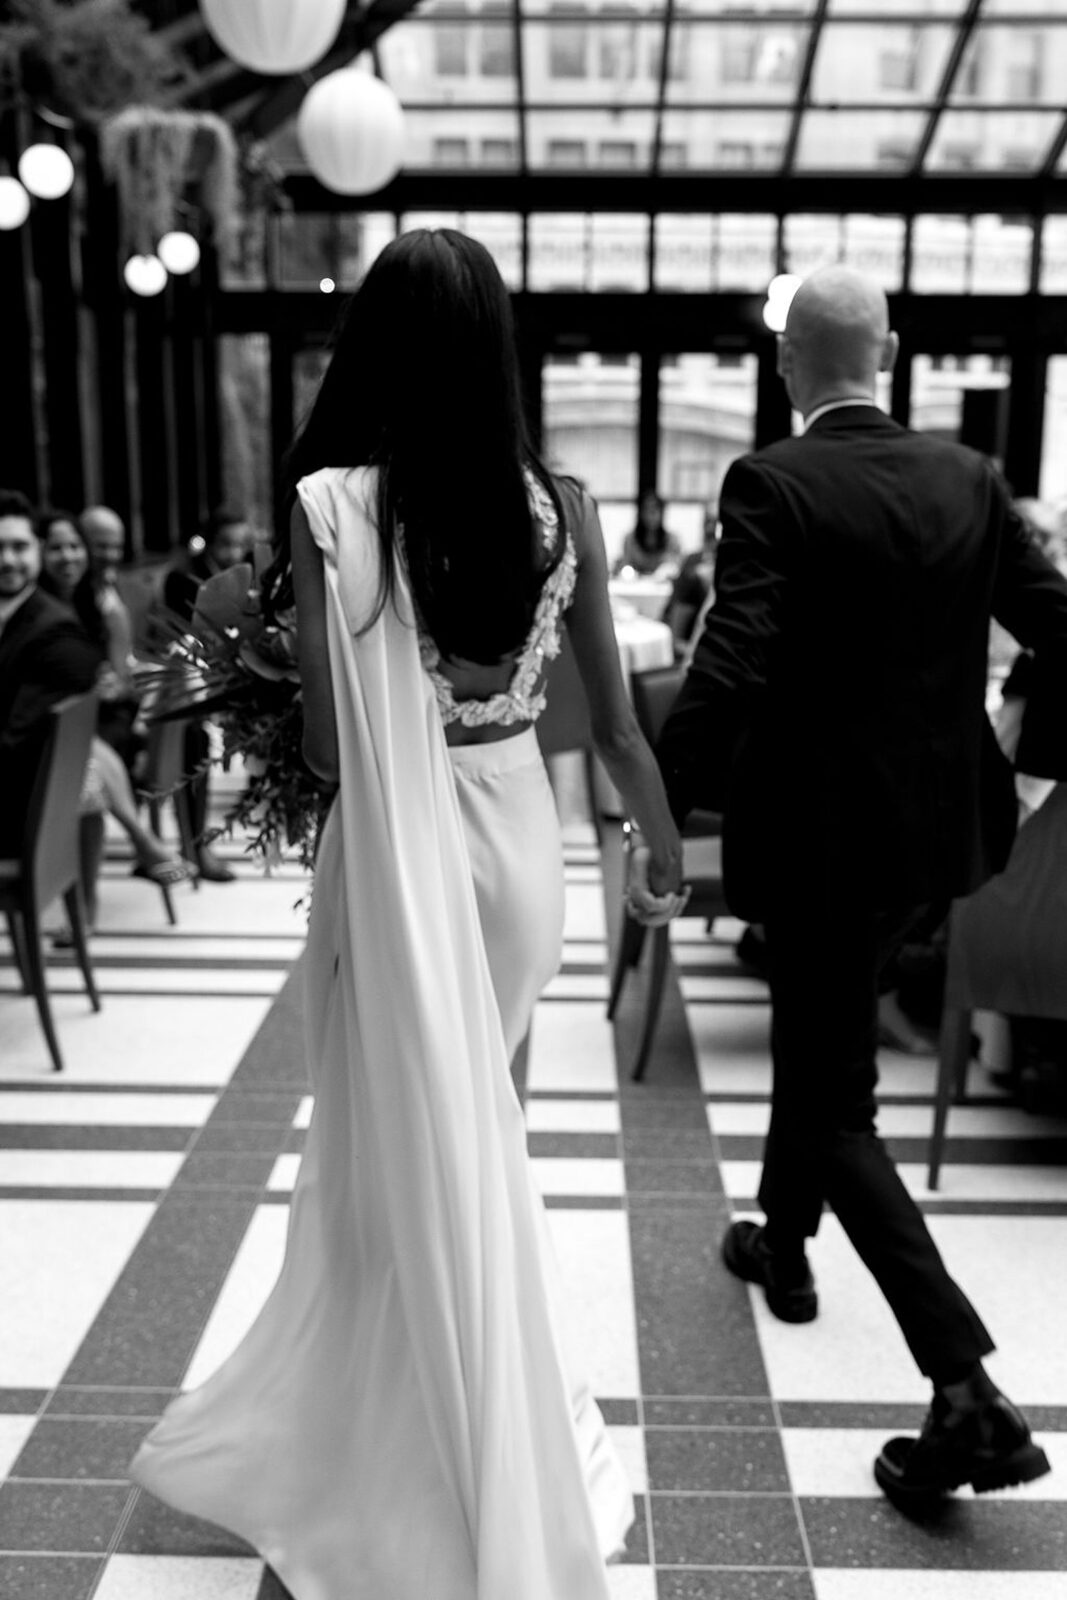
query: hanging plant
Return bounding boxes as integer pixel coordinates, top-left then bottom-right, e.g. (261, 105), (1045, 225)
(100, 106), (238, 262)
(0, 0), (189, 121)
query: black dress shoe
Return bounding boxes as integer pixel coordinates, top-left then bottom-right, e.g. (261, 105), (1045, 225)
(721, 1220), (817, 1323)
(875, 1385), (1051, 1506)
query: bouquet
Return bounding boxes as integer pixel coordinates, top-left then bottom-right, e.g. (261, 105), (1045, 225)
(139, 547), (329, 871)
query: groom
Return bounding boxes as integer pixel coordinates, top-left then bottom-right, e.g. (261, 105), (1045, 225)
(657, 265), (1067, 1505)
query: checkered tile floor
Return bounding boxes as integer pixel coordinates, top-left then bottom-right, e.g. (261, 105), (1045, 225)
(1, 784), (1065, 1598)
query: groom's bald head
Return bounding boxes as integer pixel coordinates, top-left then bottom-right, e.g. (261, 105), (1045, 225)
(778, 265), (898, 417)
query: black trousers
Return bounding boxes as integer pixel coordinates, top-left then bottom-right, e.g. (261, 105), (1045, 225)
(758, 889), (994, 1382)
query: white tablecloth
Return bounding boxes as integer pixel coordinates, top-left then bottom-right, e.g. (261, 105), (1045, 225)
(608, 576), (673, 620)
(595, 614), (675, 816)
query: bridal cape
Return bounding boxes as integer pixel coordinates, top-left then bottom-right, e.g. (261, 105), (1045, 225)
(130, 466), (633, 1599)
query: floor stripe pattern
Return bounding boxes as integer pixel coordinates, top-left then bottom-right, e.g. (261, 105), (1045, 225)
(0, 807), (1064, 1599)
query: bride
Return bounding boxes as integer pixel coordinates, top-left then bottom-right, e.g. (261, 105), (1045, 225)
(130, 228), (686, 1599)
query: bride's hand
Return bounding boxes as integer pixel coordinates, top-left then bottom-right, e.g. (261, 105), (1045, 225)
(627, 844), (690, 927)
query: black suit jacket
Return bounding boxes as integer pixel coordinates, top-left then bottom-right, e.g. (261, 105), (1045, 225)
(0, 587), (101, 853)
(657, 406), (1067, 921)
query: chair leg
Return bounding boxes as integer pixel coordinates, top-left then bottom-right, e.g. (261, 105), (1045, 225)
(928, 1004), (972, 1192)
(21, 907), (64, 1073)
(6, 910), (31, 993)
(63, 886), (101, 1013)
(607, 915), (646, 1019)
(175, 787), (202, 890)
(146, 798), (179, 925)
(631, 924), (671, 1083)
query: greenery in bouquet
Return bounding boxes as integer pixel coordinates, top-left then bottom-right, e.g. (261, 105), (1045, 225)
(140, 549), (329, 873)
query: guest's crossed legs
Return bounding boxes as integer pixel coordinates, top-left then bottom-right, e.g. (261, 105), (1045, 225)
(758, 894), (993, 1382)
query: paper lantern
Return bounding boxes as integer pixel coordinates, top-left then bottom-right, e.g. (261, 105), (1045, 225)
(124, 253), (168, 297)
(18, 144), (75, 201)
(0, 176), (30, 231)
(200, 0), (347, 74)
(297, 67), (405, 196)
(763, 273), (802, 333)
(158, 230), (201, 275)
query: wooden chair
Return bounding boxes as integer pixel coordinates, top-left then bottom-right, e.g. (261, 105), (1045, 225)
(536, 631), (603, 843)
(928, 782), (1067, 1188)
(140, 716), (200, 924)
(0, 691), (101, 1072)
(606, 664), (729, 1081)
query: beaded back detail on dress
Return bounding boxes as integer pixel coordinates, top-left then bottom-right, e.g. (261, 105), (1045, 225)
(412, 470), (577, 728)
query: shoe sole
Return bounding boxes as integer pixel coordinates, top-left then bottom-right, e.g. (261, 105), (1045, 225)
(721, 1229), (818, 1324)
(875, 1442), (1052, 1503)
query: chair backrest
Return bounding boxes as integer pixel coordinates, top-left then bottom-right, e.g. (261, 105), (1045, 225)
(630, 664), (686, 746)
(25, 690), (98, 909)
(946, 782), (1067, 1020)
(536, 631), (595, 758)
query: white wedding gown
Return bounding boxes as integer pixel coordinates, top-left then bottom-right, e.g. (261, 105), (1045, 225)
(130, 467), (633, 1599)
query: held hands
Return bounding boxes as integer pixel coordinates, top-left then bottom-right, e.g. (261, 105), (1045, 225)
(627, 844), (691, 928)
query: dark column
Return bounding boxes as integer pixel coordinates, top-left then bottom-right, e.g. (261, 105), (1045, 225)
(0, 230), (37, 499)
(1003, 346), (1047, 498)
(197, 239), (223, 513)
(269, 326), (294, 541)
(169, 273), (204, 541)
(890, 342), (913, 426)
(638, 349), (660, 492)
(960, 386), (1010, 471)
(27, 177), (84, 510)
(755, 339), (791, 448)
(133, 290), (171, 554)
(80, 133), (131, 529)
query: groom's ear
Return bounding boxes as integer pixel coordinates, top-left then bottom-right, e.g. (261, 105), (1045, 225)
(880, 330), (900, 374)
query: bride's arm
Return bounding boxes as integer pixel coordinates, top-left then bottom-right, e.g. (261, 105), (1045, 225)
(564, 489), (682, 895)
(291, 501), (340, 786)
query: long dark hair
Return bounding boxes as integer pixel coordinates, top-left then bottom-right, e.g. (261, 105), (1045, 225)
(265, 228), (564, 663)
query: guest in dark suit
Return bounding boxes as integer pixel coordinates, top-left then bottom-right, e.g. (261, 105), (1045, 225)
(160, 508), (253, 882)
(657, 266), (1067, 1507)
(0, 490), (100, 854)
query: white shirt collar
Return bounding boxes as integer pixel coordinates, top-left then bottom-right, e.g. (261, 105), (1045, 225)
(803, 397), (879, 433)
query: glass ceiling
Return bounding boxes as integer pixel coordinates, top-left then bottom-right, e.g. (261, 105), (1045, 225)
(264, 0), (1067, 180)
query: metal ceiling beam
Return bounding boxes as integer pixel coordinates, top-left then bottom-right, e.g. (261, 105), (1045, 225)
(236, 0), (428, 140)
(781, 0), (830, 177)
(911, 0), (983, 175)
(649, 0), (675, 179)
(1040, 110), (1067, 180)
(279, 169), (1067, 217)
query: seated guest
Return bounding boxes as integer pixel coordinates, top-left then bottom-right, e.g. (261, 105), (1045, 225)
(613, 488), (683, 577)
(663, 499), (720, 658)
(160, 508), (254, 883)
(76, 505), (142, 771)
(38, 511), (192, 933)
(0, 491), (99, 855)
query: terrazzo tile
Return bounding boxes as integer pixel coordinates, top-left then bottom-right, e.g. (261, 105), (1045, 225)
(118, 1495), (255, 1558)
(0, 1153), (183, 1190)
(194, 1125), (294, 1155)
(651, 1493), (806, 1566)
(646, 1427), (791, 1493)
(624, 1159), (724, 1196)
(528, 1002), (619, 1092)
(182, 1207), (286, 1389)
(628, 1209), (770, 1397)
(0, 1555), (103, 1600)
(801, 1497), (1067, 1568)
(0, 1202), (155, 1389)
(782, 1429), (1067, 1500)
(607, 1566), (656, 1598)
(61, 1195), (259, 1389)
(170, 1153), (277, 1191)
(546, 1210), (640, 1399)
(618, 1088), (711, 1131)
(0, 1481), (131, 1552)
(524, 1098), (622, 1133)
(0, 1391), (47, 1415)
(94, 1554), (264, 1600)
(657, 1576), (815, 1600)
(644, 1399), (777, 1429)
(0, 1094), (216, 1127)
(620, 1495), (650, 1564)
(610, 1424), (649, 1494)
(45, 1389), (174, 1420)
(814, 1574), (1067, 1600)
(0, 1127), (189, 1153)
(0, 1417), (37, 1480)
(531, 1157), (626, 1196)
(10, 1418), (153, 1484)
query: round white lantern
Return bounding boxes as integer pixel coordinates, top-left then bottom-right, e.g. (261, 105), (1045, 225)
(297, 66), (405, 196)
(762, 297), (789, 334)
(18, 144), (75, 201)
(124, 253), (168, 297)
(768, 273), (802, 304)
(158, 230), (201, 275)
(200, 0), (347, 74)
(0, 176), (30, 230)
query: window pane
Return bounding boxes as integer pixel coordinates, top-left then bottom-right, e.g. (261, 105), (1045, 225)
(925, 110), (1062, 172)
(547, 3), (588, 78)
(654, 215), (714, 292)
(970, 214), (1033, 295)
(659, 109), (790, 171)
(527, 110), (655, 169)
(1041, 216), (1067, 293)
(542, 353), (640, 517)
(459, 212), (524, 289)
(794, 111), (927, 170)
(842, 214), (906, 292)
(952, 25), (1067, 105)
(910, 215), (969, 294)
(783, 215), (843, 278)
(811, 24), (955, 103)
(589, 214), (650, 292)
(403, 110), (522, 166)
(716, 214), (778, 292)
(660, 354), (758, 513)
(478, 3), (514, 76)
(528, 214), (587, 291)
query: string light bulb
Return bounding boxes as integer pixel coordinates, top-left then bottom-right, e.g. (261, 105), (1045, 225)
(18, 144), (75, 201)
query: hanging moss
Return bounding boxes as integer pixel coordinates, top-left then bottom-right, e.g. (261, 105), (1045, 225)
(100, 107), (238, 262)
(0, 0), (189, 120)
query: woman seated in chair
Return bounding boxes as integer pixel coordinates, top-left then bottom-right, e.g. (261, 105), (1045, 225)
(38, 511), (193, 936)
